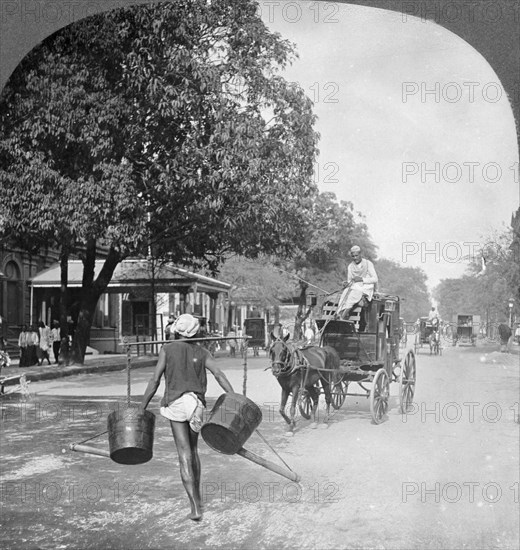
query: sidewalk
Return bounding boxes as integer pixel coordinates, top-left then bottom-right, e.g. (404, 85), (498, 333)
(0, 353), (158, 387)
(0, 347), (247, 387)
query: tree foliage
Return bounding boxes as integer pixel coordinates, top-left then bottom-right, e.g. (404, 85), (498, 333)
(288, 192), (377, 337)
(434, 225), (518, 327)
(217, 255), (295, 308)
(374, 258), (430, 322)
(303, 192), (377, 273)
(0, 1), (319, 361)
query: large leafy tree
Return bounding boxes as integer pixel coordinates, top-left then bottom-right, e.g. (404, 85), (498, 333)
(0, 1), (318, 362)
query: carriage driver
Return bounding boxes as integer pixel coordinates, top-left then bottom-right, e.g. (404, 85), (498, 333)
(428, 307), (439, 322)
(336, 245), (378, 326)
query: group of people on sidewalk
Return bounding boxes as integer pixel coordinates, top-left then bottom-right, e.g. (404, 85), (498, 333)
(17, 321), (62, 367)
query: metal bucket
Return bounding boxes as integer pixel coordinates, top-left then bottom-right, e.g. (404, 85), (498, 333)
(201, 392), (262, 455)
(107, 409), (155, 465)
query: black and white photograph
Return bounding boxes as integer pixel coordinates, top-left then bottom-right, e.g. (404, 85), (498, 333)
(1, 1), (519, 548)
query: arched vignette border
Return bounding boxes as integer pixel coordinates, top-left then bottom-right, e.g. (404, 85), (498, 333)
(1, 0), (519, 186)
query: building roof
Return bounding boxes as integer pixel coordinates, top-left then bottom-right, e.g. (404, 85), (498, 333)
(29, 259), (231, 293)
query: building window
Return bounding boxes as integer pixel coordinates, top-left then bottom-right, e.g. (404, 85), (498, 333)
(93, 293), (118, 328)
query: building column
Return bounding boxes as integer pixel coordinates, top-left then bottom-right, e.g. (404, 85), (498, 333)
(179, 289), (189, 314)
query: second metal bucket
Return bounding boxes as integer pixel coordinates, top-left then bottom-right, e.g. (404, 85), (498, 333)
(107, 408), (155, 465)
(201, 392), (262, 455)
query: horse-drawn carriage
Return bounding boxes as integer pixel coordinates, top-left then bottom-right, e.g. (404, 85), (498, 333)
(452, 314), (479, 346)
(414, 317), (441, 355)
(269, 290), (416, 428)
(243, 318), (266, 356)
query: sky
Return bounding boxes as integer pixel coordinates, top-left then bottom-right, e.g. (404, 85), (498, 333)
(259, 1), (519, 292)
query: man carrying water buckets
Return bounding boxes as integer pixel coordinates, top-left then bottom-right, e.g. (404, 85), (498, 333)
(140, 313), (234, 521)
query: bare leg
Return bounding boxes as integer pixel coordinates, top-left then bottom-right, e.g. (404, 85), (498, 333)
(288, 385), (300, 433)
(187, 426), (202, 509)
(279, 388), (293, 428)
(170, 421), (203, 521)
(322, 381), (331, 423)
(309, 385), (320, 428)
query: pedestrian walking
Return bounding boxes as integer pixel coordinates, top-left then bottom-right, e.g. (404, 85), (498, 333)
(26, 325), (39, 366)
(0, 336), (10, 370)
(227, 329), (237, 357)
(304, 323), (315, 345)
(37, 321), (52, 365)
(51, 320), (61, 364)
(140, 313), (234, 521)
(18, 324), (29, 368)
(498, 322), (512, 353)
(164, 314), (175, 341)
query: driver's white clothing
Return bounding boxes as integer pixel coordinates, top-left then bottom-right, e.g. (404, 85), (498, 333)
(337, 259), (378, 316)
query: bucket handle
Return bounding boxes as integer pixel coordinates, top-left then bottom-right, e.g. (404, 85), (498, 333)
(237, 447), (300, 482)
(69, 443), (110, 458)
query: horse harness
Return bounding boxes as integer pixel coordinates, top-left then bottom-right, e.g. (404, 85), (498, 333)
(269, 340), (307, 378)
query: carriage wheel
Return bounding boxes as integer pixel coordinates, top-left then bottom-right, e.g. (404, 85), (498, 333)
(399, 350), (416, 414)
(369, 369), (390, 424)
(331, 376), (347, 410)
(298, 390), (313, 419)
(413, 335), (420, 354)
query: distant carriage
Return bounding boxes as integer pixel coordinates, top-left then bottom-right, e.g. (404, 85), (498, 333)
(452, 314), (479, 346)
(243, 318), (266, 356)
(414, 317), (441, 355)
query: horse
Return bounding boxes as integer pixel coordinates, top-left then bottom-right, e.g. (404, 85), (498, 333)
(428, 321), (441, 355)
(268, 332), (340, 434)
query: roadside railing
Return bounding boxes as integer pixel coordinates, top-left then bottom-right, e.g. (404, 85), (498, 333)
(119, 335), (253, 397)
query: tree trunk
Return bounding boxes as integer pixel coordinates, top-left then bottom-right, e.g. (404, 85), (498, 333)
(273, 305), (280, 325)
(58, 249), (70, 365)
(71, 241), (122, 364)
(149, 257), (157, 353)
(72, 294), (99, 363)
(59, 250), (69, 336)
(293, 282), (309, 341)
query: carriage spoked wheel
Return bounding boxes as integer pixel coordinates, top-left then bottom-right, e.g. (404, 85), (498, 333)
(413, 336), (420, 355)
(298, 389), (313, 420)
(331, 373), (347, 410)
(369, 368), (390, 424)
(399, 350), (416, 414)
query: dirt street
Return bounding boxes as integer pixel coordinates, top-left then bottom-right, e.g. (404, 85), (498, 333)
(1, 343), (518, 549)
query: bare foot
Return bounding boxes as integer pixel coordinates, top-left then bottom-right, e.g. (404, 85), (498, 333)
(189, 510), (203, 521)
